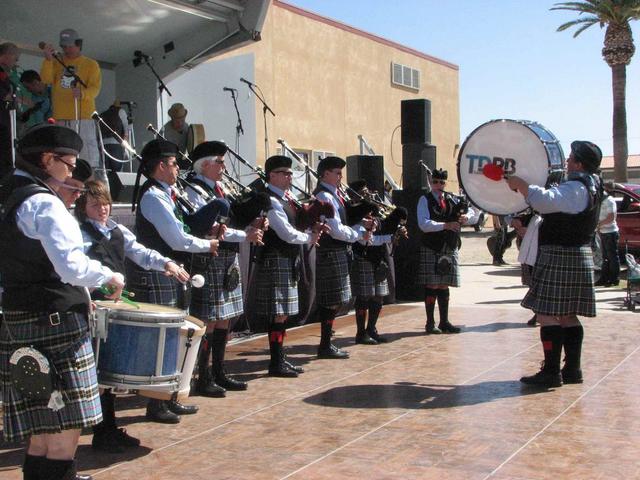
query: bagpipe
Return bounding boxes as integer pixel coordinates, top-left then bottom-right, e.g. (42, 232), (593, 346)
(225, 144), (335, 231)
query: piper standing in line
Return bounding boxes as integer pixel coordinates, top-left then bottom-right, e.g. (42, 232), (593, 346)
(184, 141), (265, 396)
(313, 157), (372, 359)
(129, 139), (223, 424)
(0, 124), (124, 480)
(507, 141), (603, 388)
(417, 168), (469, 335)
(256, 155), (326, 376)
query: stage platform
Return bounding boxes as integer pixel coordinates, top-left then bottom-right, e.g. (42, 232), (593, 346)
(2, 296), (639, 479)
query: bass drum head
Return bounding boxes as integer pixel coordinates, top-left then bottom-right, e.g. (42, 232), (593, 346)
(186, 123), (206, 154)
(457, 119), (557, 216)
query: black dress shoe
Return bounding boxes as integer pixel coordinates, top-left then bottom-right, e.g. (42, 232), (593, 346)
(215, 373), (248, 391)
(146, 400), (180, 424)
(439, 322), (461, 334)
(368, 329), (388, 343)
(92, 427), (126, 453)
(196, 378), (226, 398)
(167, 400), (199, 415)
(520, 369), (562, 388)
(268, 361), (299, 377)
(74, 475), (93, 480)
(527, 317), (538, 326)
(561, 367), (583, 384)
(425, 324), (442, 335)
(355, 332), (378, 345)
(317, 344), (349, 359)
(284, 358), (305, 373)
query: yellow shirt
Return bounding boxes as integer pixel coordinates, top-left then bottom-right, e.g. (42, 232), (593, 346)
(40, 55), (101, 120)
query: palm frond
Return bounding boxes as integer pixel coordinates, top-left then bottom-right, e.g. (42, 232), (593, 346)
(556, 15), (600, 34)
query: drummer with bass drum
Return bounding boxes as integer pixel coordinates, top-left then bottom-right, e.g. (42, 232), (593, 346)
(417, 168), (469, 334)
(183, 141), (267, 397)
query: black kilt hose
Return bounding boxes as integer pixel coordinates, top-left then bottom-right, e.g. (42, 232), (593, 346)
(190, 249), (243, 322)
(522, 245), (596, 317)
(316, 246), (352, 307)
(351, 255), (389, 298)
(255, 252), (299, 316)
(417, 244), (461, 287)
(0, 312), (102, 442)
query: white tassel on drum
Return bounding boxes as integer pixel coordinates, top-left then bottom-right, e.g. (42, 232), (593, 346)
(191, 274), (205, 288)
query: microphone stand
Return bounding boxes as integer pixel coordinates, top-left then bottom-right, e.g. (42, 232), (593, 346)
(418, 160), (433, 192)
(244, 82), (275, 160)
(226, 88), (243, 182)
(138, 56), (172, 131)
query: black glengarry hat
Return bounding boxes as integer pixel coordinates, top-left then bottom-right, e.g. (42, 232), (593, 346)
(265, 155), (292, 175)
(317, 156), (346, 176)
(72, 158), (92, 182)
(432, 168), (448, 180)
(191, 141), (228, 162)
(571, 140), (602, 173)
(18, 123), (83, 156)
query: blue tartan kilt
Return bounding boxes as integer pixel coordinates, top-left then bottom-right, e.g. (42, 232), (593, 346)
(351, 256), (389, 298)
(189, 249), (244, 322)
(127, 267), (179, 307)
(417, 244), (460, 287)
(255, 252), (299, 316)
(0, 311), (102, 442)
(316, 246), (352, 307)
(522, 245), (596, 317)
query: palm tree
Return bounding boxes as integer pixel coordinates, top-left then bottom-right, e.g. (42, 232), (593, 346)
(552, 0), (640, 182)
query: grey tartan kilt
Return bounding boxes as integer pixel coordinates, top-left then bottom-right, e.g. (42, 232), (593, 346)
(522, 245), (596, 317)
(521, 263), (534, 286)
(417, 244), (461, 287)
(316, 246), (352, 307)
(255, 252), (299, 316)
(0, 311), (102, 442)
(127, 267), (178, 307)
(189, 249), (243, 322)
(351, 256), (389, 298)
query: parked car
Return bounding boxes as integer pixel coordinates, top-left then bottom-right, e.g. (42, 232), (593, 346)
(605, 183), (640, 253)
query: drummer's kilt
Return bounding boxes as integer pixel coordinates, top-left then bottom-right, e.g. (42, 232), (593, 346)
(190, 249), (243, 322)
(316, 246), (352, 307)
(522, 245), (596, 317)
(127, 267), (178, 307)
(351, 255), (389, 298)
(0, 311), (101, 442)
(255, 252), (299, 316)
(417, 244), (461, 287)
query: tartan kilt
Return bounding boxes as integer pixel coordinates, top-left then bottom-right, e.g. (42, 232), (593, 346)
(521, 263), (534, 287)
(127, 266), (178, 307)
(0, 311), (102, 442)
(316, 246), (352, 307)
(417, 244), (461, 287)
(255, 252), (299, 316)
(189, 249), (244, 322)
(351, 256), (389, 298)
(522, 245), (596, 317)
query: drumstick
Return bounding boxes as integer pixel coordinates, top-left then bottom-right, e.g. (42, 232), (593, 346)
(99, 285), (135, 298)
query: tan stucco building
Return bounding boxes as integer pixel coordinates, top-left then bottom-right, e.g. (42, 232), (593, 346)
(215, 0), (460, 188)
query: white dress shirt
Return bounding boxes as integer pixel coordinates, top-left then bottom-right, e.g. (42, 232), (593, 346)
(266, 184), (314, 245)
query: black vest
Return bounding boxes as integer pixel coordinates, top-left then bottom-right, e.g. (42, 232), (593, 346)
(421, 190), (461, 252)
(313, 183), (350, 249)
(80, 221), (126, 300)
(262, 190), (302, 258)
(0, 175), (88, 313)
(135, 179), (189, 264)
(539, 174), (603, 247)
(188, 176), (238, 253)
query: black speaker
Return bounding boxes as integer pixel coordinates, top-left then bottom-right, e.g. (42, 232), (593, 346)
(346, 155), (385, 195)
(107, 171), (137, 203)
(401, 99), (431, 145)
(402, 143), (436, 191)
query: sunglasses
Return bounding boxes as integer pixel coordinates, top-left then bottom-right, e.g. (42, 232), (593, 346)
(273, 170), (293, 176)
(432, 179), (446, 185)
(53, 155), (76, 171)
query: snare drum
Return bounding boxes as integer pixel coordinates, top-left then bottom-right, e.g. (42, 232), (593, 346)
(457, 119), (565, 215)
(94, 301), (185, 396)
(137, 316), (205, 401)
(186, 123), (206, 153)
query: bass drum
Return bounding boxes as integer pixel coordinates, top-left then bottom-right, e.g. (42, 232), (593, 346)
(457, 119), (565, 216)
(186, 123), (206, 154)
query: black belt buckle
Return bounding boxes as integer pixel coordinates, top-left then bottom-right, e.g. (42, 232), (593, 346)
(49, 312), (61, 326)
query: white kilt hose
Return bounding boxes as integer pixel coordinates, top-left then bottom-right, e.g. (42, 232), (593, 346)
(0, 311), (102, 442)
(127, 266), (179, 307)
(351, 255), (389, 298)
(316, 246), (353, 307)
(522, 245), (596, 317)
(255, 252), (299, 316)
(189, 249), (243, 321)
(417, 244), (461, 287)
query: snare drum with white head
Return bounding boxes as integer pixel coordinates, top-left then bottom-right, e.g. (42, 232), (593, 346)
(457, 119), (565, 215)
(94, 301), (185, 396)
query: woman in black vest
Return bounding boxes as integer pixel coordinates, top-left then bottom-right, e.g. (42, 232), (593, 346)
(0, 124), (124, 480)
(507, 141), (603, 388)
(416, 169), (469, 334)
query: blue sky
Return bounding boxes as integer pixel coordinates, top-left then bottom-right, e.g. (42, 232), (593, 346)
(286, 0), (640, 157)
